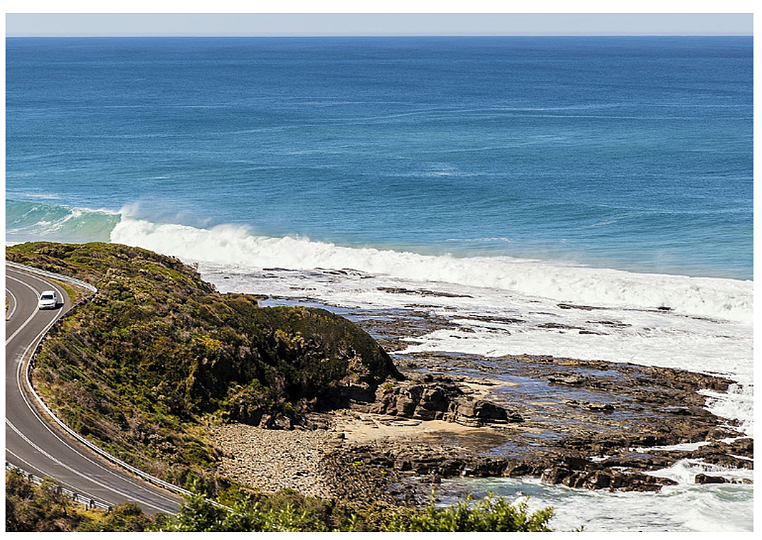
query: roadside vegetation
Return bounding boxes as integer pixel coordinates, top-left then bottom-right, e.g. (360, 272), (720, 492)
(5, 468), (150, 532)
(6, 469), (554, 532)
(154, 487), (555, 532)
(51, 278), (78, 304)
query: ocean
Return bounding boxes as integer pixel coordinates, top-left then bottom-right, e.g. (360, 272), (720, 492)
(5, 36), (753, 531)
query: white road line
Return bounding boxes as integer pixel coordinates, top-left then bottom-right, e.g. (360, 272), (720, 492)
(7, 267), (67, 307)
(4, 274), (58, 346)
(4, 420), (162, 511)
(6, 287), (19, 321)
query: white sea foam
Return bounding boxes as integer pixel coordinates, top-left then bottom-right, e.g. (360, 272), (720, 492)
(438, 475), (753, 532)
(700, 384), (755, 438)
(646, 458), (754, 486)
(109, 216), (753, 324)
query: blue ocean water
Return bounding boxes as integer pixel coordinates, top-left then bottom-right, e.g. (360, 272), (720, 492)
(6, 36), (753, 280)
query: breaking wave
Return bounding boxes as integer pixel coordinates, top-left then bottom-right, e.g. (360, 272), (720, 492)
(109, 216), (752, 325)
(6, 200), (120, 244)
(6, 199), (753, 325)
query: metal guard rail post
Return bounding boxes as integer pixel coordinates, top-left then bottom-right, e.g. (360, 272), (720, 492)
(6, 462), (112, 512)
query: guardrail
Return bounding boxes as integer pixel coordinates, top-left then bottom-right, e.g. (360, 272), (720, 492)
(8, 262), (196, 507)
(6, 260), (97, 294)
(6, 462), (112, 512)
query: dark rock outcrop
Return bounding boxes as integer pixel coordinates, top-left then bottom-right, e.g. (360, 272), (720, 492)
(541, 467), (676, 492)
(695, 473), (727, 485)
(451, 398), (523, 426)
(367, 377), (522, 426)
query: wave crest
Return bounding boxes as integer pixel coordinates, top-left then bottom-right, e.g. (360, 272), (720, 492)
(6, 200), (121, 244)
(109, 216), (753, 325)
(6, 199), (751, 325)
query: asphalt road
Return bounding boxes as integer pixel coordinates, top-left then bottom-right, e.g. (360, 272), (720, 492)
(5, 265), (182, 515)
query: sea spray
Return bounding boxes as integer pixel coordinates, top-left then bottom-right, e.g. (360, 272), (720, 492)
(436, 476), (753, 532)
(107, 216), (753, 325)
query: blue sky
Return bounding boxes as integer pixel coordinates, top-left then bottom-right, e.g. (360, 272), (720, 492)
(5, 13), (754, 37)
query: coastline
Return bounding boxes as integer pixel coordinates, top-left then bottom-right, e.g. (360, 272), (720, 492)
(6, 31), (753, 531)
(202, 298), (752, 509)
(6, 241), (754, 531)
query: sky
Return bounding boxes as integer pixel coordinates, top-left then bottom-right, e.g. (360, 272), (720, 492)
(4, 12), (754, 37)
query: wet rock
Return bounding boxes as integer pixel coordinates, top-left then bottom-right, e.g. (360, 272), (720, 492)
(664, 406), (695, 415)
(377, 287), (473, 299)
(689, 450), (753, 470)
(539, 322), (583, 331)
(587, 320), (631, 328)
(557, 303), (602, 311)
(564, 399), (615, 412)
(548, 373), (588, 386)
(451, 398), (523, 426)
(542, 466), (676, 492)
(695, 473), (728, 484)
(541, 466), (570, 485)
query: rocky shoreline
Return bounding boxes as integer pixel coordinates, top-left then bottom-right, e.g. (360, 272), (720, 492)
(207, 302), (752, 505)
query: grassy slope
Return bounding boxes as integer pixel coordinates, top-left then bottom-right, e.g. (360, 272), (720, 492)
(7, 242), (401, 488)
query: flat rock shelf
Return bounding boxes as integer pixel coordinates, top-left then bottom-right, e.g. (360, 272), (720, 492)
(206, 303), (752, 504)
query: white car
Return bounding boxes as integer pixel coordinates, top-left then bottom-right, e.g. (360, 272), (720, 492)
(38, 290), (58, 310)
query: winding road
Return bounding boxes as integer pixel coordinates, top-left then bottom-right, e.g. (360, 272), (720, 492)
(5, 264), (182, 514)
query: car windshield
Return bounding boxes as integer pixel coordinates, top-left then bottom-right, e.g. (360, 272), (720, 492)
(41, 294), (54, 300)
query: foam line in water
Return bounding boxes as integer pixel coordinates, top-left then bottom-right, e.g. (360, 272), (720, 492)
(108, 216), (753, 325)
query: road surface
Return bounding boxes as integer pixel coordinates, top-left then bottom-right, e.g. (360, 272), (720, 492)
(5, 264), (182, 514)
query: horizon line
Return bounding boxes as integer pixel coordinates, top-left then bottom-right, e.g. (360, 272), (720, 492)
(6, 34), (753, 38)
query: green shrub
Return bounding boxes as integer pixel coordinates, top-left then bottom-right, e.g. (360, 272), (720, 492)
(150, 488), (554, 532)
(5, 469), (90, 532)
(7, 468), (557, 533)
(385, 493), (554, 532)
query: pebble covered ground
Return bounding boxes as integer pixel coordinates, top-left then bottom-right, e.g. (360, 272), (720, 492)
(206, 410), (461, 500)
(207, 422), (344, 499)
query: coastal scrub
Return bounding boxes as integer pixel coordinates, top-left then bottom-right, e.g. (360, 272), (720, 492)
(6, 469), (555, 532)
(7, 242), (401, 490)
